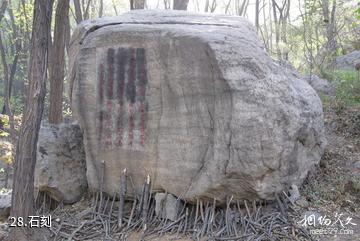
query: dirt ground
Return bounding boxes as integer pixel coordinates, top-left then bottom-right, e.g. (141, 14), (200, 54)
(297, 104), (360, 241)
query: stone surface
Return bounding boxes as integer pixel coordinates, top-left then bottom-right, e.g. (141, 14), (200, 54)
(69, 10), (326, 203)
(330, 50), (360, 70)
(35, 122), (87, 204)
(288, 184), (300, 203)
(0, 193), (11, 219)
(155, 193), (180, 221)
(304, 74), (334, 95)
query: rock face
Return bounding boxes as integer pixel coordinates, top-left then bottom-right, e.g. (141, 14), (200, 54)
(35, 122), (87, 204)
(0, 193), (11, 219)
(155, 193), (180, 221)
(304, 74), (334, 95)
(330, 50), (360, 70)
(69, 10), (326, 203)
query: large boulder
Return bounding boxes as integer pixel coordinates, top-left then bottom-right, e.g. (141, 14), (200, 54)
(69, 10), (326, 203)
(304, 74), (334, 95)
(35, 122), (87, 204)
(330, 50), (360, 70)
(0, 192), (11, 219)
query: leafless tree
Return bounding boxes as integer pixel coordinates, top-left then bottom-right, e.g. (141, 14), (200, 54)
(0, 0), (7, 20)
(112, 0), (119, 15)
(255, 0), (260, 31)
(163, 0), (171, 9)
(173, 0), (189, 10)
(0, 34), (15, 133)
(271, 0), (290, 59)
(10, 0), (54, 240)
(225, 0), (232, 14)
(235, 0), (249, 17)
(73, 0), (83, 23)
(0, 0), (20, 134)
(298, 0), (316, 72)
(205, 0), (217, 12)
(130, 0), (146, 9)
(322, 0), (337, 52)
(82, 0), (92, 20)
(49, 0), (70, 124)
(99, 0), (103, 17)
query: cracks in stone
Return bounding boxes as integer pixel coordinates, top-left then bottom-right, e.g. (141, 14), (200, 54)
(154, 36), (167, 189)
(203, 44), (233, 177)
(178, 73), (191, 136)
(207, 109), (214, 131)
(204, 46), (216, 136)
(224, 90), (233, 176)
(225, 132), (232, 176)
(181, 45), (218, 198)
(180, 142), (210, 199)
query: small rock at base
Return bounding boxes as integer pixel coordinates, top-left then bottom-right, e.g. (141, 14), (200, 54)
(155, 193), (181, 221)
(289, 184), (301, 203)
(0, 193), (11, 219)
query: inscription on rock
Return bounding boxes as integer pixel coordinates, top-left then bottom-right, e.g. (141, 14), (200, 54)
(97, 48), (148, 149)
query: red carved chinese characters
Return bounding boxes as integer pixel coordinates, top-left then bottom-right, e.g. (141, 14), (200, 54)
(97, 47), (148, 149)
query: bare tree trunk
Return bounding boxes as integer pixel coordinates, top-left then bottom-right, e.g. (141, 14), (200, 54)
(1, 0), (21, 115)
(268, 0), (273, 53)
(130, 0), (145, 9)
(193, 0), (200, 12)
(0, 0), (7, 21)
(112, 0), (119, 15)
(205, 0), (209, 12)
(20, 0), (31, 43)
(0, 1), (9, 115)
(90, 0), (96, 18)
(225, 0), (231, 14)
(243, 0), (249, 16)
(299, 0), (315, 70)
(209, 0), (217, 12)
(313, 0), (336, 66)
(322, 0), (337, 52)
(10, 0), (54, 240)
(163, 0), (170, 9)
(49, 0), (69, 124)
(0, 1), (16, 135)
(257, 0), (268, 51)
(82, 0), (91, 20)
(0, 33), (15, 133)
(173, 0), (189, 10)
(99, 0), (103, 17)
(255, 0), (260, 31)
(271, 0), (281, 59)
(235, 0), (249, 17)
(262, 0), (270, 51)
(74, 0), (83, 23)
(281, 0), (290, 60)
